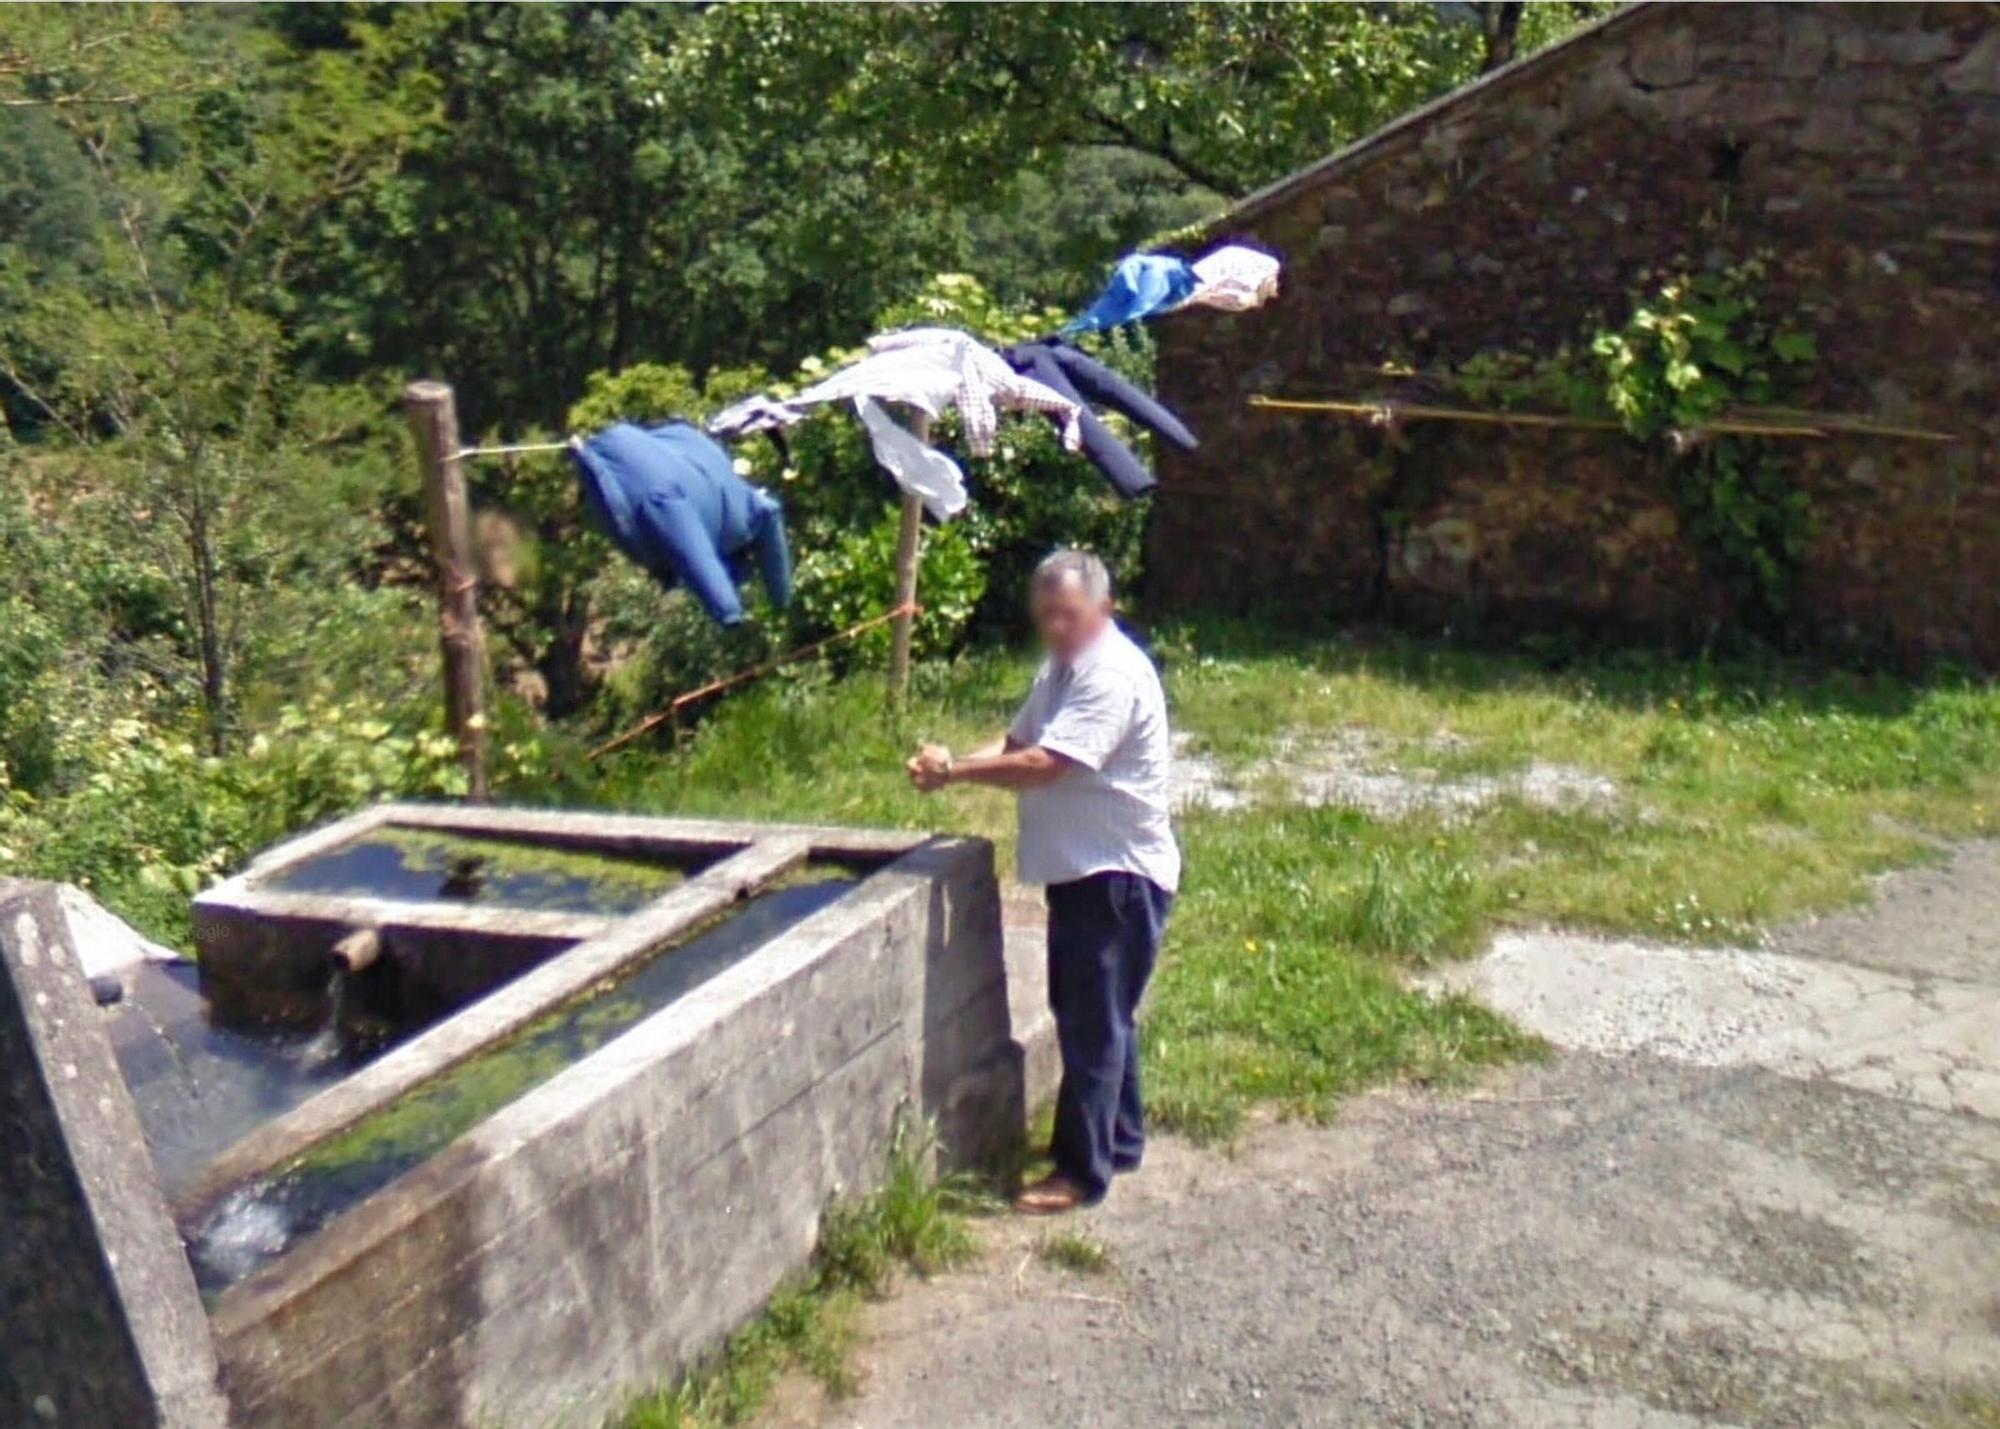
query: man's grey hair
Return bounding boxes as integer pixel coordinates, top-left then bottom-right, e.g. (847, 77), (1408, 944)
(1032, 549), (1112, 603)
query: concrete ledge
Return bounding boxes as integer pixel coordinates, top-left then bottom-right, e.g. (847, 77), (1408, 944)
(0, 882), (229, 1429)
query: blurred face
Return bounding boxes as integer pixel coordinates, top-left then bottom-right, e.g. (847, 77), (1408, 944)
(1031, 574), (1111, 664)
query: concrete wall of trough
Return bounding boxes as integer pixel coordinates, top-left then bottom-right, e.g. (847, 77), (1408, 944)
(207, 835), (1026, 1429)
(0, 879), (230, 1429)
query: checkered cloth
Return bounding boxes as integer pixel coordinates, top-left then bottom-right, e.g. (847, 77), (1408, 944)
(1187, 245), (1281, 313)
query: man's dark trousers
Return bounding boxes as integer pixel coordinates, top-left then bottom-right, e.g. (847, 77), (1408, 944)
(1046, 870), (1174, 1200)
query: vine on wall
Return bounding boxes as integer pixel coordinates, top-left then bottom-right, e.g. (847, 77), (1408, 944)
(1591, 257), (1818, 623)
(1452, 255), (1819, 629)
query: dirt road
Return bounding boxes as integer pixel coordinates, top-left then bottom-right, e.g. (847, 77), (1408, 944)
(777, 845), (2000, 1428)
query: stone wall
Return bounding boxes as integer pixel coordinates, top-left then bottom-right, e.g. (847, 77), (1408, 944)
(1151, 2), (2000, 665)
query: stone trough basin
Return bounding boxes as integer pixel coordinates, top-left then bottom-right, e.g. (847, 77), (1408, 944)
(1, 804), (1032, 1429)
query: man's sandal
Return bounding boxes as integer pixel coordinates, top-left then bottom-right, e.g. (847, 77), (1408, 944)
(1014, 1173), (1090, 1215)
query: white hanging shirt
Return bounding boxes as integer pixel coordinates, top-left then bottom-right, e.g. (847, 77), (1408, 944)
(783, 327), (1083, 521)
(854, 397), (967, 520)
(1187, 245), (1281, 313)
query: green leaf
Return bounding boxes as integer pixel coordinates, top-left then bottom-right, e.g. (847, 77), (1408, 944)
(1772, 331), (1818, 364)
(1704, 340), (1749, 376)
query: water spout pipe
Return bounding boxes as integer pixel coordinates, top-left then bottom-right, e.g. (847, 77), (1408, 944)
(328, 927), (383, 975)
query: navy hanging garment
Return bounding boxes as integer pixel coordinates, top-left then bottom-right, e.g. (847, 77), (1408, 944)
(1001, 343), (1198, 500)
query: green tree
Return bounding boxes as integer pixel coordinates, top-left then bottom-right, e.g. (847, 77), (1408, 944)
(0, 5), (415, 750)
(289, 4), (971, 432)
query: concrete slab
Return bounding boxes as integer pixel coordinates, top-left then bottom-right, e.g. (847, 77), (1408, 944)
(1425, 929), (2000, 1120)
(207, 832), (1026, 1428)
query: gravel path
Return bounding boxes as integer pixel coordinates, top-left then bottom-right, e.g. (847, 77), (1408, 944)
(771, 845), (2000, 1429)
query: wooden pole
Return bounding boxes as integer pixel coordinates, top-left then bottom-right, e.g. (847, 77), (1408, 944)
(404, 380), (490, 802)
(885, 412), (928, 704)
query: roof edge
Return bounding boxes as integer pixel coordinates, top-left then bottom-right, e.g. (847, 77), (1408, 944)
(1207, 2), (1671, 236)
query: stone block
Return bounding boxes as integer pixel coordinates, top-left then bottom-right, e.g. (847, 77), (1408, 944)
(1627, 25), (1698, 88)
(1777, 12), (1832, 78)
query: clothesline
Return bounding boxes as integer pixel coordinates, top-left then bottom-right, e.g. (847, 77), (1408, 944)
(587, 601), (921, 761)
(1248, 395), (1959, 443)
(456, 438), (574, 459)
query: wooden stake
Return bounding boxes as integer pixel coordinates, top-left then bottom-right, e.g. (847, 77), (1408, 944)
(886, 412), (928, 704)
(404, 380), (490, 802)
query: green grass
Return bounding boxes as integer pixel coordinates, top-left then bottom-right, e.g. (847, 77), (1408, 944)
(612, 1121), (979, 1429)
(1036, 1229), (1112, 1275)
(570, 621), (2000, 1143)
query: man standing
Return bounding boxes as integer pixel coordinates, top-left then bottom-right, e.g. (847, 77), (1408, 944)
(908, 550), (1179, 1213)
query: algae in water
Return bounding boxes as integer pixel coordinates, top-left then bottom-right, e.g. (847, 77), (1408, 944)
(260, 825), (691, 913)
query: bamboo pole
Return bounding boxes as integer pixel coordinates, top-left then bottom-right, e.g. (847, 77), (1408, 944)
(885, 412), (928, 704)
(1249, 395), (1622, 431)
(1247, 394), (1958, 443)
(404, 380), (490, 802)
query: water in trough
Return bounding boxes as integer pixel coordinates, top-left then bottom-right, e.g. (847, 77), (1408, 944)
(187, 877), (857, 1292)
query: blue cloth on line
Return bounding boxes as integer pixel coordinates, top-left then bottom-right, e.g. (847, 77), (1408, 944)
(1002, 342), (1198, 499)
(1061, 254), (1200, 335)
(569, 421), (791, 626)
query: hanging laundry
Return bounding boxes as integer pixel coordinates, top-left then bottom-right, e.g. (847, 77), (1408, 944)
(854, 398), (967, 520)
(800, 327), (1083, 456)
(1061, 254), (1200, 335)
(1002, 342), (1199, 500)
(774, 327), (1083, 519)
(569, 421), (791, 626)
(1186, 244), (1281, 313)
(706, 394), (803, 440)
(704, 393), (800, 472)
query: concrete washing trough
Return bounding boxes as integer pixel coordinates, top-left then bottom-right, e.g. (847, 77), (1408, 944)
(1, 803), (1051, 1429)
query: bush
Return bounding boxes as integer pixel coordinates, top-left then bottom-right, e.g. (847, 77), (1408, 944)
(0, 697), (551, 948)
(788, 507), (986, 666)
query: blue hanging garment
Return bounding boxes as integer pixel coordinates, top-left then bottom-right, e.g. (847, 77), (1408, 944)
(1061, 254), (1200, 335)
(570, 421), (792, 626)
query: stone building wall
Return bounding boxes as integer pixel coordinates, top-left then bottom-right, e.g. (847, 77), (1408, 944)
(1150, 2), (2000, 666)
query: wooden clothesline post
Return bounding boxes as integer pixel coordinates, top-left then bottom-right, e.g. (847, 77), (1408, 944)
(404, 379), (491, 802)
(885, 412), (929, 705)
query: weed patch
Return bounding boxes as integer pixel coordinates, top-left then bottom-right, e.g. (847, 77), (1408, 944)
(611, 1122), (978, 1429)
(1036, 1230), (1112, 1276)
